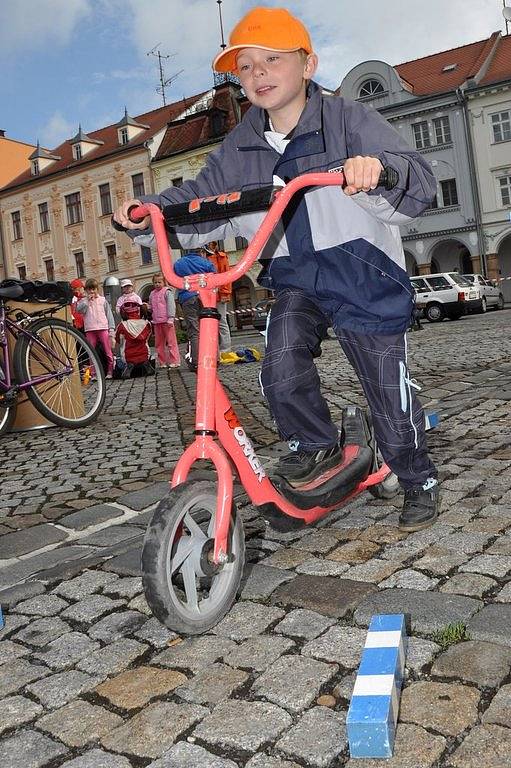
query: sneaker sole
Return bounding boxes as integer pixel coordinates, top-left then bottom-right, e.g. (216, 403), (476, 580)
(275, 449), (344, 488)
(398, 512), (438, 532)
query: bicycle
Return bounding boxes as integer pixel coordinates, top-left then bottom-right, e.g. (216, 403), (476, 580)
(0, 284), (106, 436)
(128, 169), (400, 635)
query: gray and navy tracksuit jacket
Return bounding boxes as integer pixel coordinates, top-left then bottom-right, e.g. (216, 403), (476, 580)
(134, 80), (436, 335)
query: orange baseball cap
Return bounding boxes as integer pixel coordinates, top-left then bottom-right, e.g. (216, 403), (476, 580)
(212, 7), (313, 73)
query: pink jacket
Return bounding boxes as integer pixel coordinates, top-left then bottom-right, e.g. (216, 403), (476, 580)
(149, 287), (176, 324)
(76, 296), (115, 332)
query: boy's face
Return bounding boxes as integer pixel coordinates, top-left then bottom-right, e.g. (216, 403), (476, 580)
(236, 48), (317, 117)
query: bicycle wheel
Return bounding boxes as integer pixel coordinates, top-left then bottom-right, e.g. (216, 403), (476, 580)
(142, 480), (245, 635)
(0, 399), (16, 437)
(13, 318), (106, 428)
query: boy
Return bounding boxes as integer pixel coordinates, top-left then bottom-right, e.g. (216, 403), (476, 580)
(174, 250), (216, 372)
(114, 6), (439, 532)
(203, 241), (232, 355)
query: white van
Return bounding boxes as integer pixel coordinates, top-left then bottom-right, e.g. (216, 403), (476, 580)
(410, 272), (480, 322)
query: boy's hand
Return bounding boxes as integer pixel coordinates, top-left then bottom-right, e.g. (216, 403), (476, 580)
(343, 156), (383, 196)
(113, 199), (150, 230)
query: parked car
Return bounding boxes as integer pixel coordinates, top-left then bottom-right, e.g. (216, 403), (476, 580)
(461, 274), (505, 312)
(252, 297), (275, 330)
(410, 272), (480, 322)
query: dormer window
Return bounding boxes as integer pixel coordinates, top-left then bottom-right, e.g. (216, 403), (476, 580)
(358, 79), (385, 98)
(73, 144), (82, 160)
(120, 127), (129, 145)
(209, 108), (227, 137)
(32, 159), (39, 176)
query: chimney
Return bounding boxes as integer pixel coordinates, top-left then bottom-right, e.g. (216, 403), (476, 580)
(0, 130), (5, 137)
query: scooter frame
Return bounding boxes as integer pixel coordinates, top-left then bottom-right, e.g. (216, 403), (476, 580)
(132, 172), (393, 566)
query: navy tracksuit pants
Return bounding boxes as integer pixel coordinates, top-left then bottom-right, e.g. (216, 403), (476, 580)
(260, 290), (436, 491)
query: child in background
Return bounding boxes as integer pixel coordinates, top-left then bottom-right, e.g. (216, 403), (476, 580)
(148, 273), (180, 369)
(116, 278), (143, 316)
(174, 250), (216, 372)
(115, 301), (152, 377)
(69, 278), (85, 331)
(76, 278), (115, 379)
(203, 241), (232, 355)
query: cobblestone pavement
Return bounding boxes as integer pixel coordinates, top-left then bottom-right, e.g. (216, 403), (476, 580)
(1, 310), (511, 767)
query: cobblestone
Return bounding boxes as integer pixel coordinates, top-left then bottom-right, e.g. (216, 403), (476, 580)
(0, 695), (43, 735)
(400, 681), (480, 736)
(276, 706), (346, 767)
(448, 724), (511, 768)
(193, 699), (292, 753)
(27, 670), (103, 709)
(37, 699), (123, 747)
(252, 655), (337, 713)
(0, 728), (68, 768)
(431, 641), (511, 688)
(95, 666), (186, 709)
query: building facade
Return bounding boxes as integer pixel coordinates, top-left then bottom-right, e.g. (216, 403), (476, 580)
(340, 32), (511, 281)
(0, 98), (204, 300)
(463, 34), (511, 301)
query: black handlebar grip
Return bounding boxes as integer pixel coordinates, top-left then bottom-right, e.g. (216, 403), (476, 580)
(378, 166), (399, 190)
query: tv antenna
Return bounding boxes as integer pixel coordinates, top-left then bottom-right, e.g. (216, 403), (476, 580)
(503, 1), (511, 34)
(147, 44), (184, 106)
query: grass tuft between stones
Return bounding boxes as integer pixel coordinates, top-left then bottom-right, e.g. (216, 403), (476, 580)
(431, 622), (470, 651)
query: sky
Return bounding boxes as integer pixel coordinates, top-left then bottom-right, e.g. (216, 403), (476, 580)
(0, 0), (509, 149)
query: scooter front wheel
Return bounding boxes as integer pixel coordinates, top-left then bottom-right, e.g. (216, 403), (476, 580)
(142, 480), (245, 635)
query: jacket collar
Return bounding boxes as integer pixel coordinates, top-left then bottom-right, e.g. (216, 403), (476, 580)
(237, 80), (324, 151)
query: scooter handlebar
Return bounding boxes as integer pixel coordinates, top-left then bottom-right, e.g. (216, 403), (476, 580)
(128, 167), (398, 291)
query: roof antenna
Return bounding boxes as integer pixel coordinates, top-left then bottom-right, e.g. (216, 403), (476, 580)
(214, 0), (239, 87)
(147, 44), (184, 106)
(503, 1), (511, 34)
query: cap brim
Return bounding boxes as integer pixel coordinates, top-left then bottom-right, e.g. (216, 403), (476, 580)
(212, 44), (301, 73)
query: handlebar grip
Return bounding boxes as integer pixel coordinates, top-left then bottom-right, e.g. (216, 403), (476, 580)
(127, 204), (146, 223)
(378, 166), (399, 190)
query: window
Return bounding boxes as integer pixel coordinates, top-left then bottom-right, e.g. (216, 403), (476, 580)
(235, 236), (248, 250)
(499, 175), (511, 206)
(491, 111), (511, 143)
(141, 245), (152, 264)
(32, 159), (39, 176)
(440, 178), (458, 207)
(65, 192), (82, 225)
(18, 265), (27, 280)
(358, 79), (385, 98)
(39, 202), (50, 232)
(99, 183), (112, 216)
(433, 116), (451, 145)
(73, 144), (82, 160)
(132, 173), (145, 198)
(45, 259), (55, 281)
(11, 211), (22, 240)
(120, 127), (129, 145)
(74, 251), (85, 278)
(171, 177), (183, 187)
(411, 278), (429, 293)
(427, 275), (450, 290)
(412, 121), (431, 149)
(106, 243), (118, 272)
(427, 195), (439, 210)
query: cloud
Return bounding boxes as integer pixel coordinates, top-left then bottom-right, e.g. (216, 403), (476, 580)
(0, 0), (91, 56)
(39, 112), (76, 147)
(119, 0), (508, 100)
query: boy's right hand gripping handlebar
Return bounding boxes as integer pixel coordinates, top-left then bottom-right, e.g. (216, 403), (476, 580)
(128, 167), (398, 291)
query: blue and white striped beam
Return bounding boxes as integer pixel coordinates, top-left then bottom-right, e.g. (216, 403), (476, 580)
(347, 614), (407, 759)
(425, 411), (439, 431)
(0, 606), (4, 629)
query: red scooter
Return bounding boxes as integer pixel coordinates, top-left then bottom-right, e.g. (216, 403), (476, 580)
(131, 170), (399, 635)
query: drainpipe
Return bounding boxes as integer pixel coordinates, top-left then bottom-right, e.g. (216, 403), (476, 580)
(456, 87), (487, 276)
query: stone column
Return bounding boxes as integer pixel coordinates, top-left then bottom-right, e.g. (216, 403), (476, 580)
(469, 254), (481, 274)
(486, 253), (499, 281)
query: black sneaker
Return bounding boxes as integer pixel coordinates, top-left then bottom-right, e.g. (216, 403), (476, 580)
(399, 480), (440, 532)
(274, 442), (343, 486)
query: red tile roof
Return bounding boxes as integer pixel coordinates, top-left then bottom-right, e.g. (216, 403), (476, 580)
(1, 93), (208, 193)
(394, 31), (509, 95)
(155, 83), (247, 160)
(480, 33), (511, 85)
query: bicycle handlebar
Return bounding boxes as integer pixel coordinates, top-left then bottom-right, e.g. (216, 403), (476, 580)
(129, 167), (398, 292)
